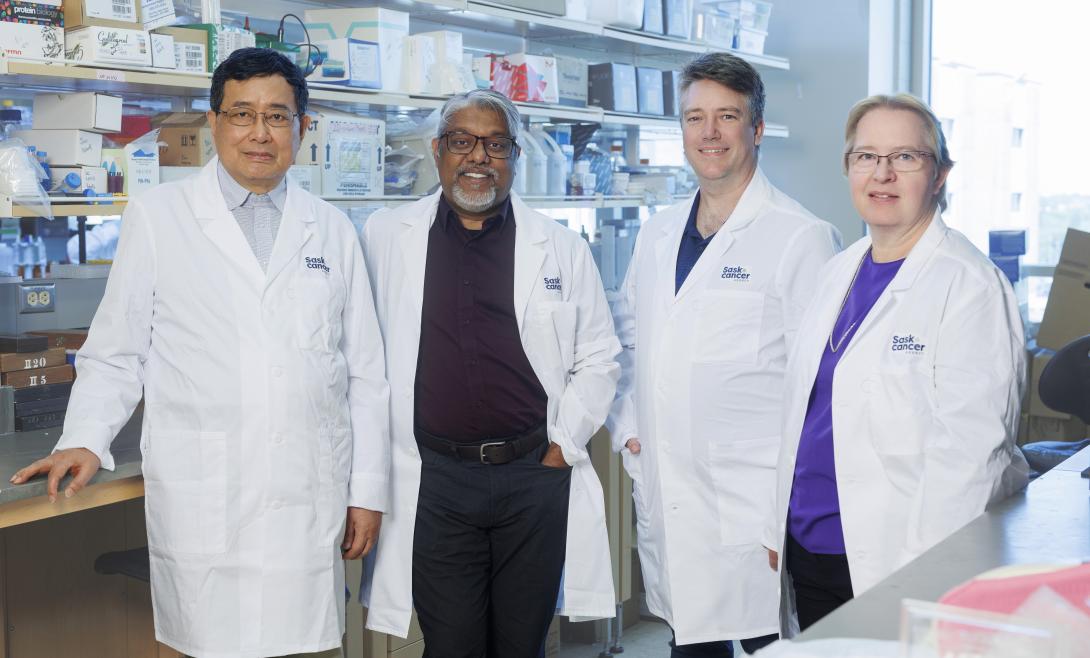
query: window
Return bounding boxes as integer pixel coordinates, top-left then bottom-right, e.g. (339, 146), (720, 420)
(930, 0), (1090, 321)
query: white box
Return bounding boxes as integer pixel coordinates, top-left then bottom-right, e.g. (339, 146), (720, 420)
(495, 53), (559, 104)
(304, 8), (409, 91)
(287, 165), (322, 193)
(173, 40), (207, 73)
(310, 38), (381, 88)
(0, 22), (65, 63)
(297, 107), (385, 198)
(411, 30), (465, 95)
(50, 166), (108, 193)
(64, 0), (140, 28)
(65, 26), (152, 67)
(401, 34), (437, 95)
(125, 139), (159, 197)
(150, 32), (176, 69)
(13, 129), (104, 167)
(33, 93), (123, 133)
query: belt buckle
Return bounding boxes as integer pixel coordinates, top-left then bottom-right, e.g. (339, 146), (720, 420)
(479, 441), (506, 464)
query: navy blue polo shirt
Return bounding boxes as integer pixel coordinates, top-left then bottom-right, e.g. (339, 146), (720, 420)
(675, 192), (716, 293)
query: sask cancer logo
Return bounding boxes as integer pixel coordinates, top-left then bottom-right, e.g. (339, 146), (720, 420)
(305, 256), (331, 273)
(891, 334), (925, 354)
(721, 265), (751, 281)
(543, 276), (562, 292)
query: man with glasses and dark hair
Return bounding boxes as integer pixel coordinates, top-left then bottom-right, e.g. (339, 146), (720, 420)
(11, 48), (390, 658)
(357, 89), (621, 656)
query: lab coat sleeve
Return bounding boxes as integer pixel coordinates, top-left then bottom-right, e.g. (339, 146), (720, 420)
(605, 230), (643, 453)
(551, 239), (623, 466)
(775, 221), (842, 351)
(53, 201), (157, 470)
(901, 270), (1025, 562)
(341, 227), (392, 512)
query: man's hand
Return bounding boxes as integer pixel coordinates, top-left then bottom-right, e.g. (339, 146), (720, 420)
(541, 442), (570, 469)
(341, 507), (382, 559)
(625, 438), (642, 455)
(768, 548), (779, 572)
(9, 448), (101, 503)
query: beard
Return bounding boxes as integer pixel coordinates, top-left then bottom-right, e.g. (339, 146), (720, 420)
(450, 166), (499, 213)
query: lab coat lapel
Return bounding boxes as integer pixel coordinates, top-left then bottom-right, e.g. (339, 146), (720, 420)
(653, 198), (691, 308)
(511, 193), (547, 332)
(839, 211), (947, 359)
(264, 182), (315, 291)
(190, 160), (264, 295)
(399, 191), (441, 349)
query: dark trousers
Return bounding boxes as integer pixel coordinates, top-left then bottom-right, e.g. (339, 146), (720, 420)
(785, 533), (854, 631)
(412, 439), (571, 658)
(669, 631), (778, 657)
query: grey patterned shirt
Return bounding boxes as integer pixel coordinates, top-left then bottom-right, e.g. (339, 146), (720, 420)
(217, 163), (287, 272)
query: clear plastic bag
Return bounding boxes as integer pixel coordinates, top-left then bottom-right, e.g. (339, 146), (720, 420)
(0, 138), (53, 220)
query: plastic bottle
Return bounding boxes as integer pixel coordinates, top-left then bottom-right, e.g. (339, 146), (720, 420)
(560, 145), (575, 194)
(532, 126), (568, 197)
(608, 141), (629, 195)
(519, 129), (549, 196)
(609, 140), (628, 171)
(513, 145), (528, 196)
(0, 242), (14, 277)
(583, 143), (612, 194)
(35, 150), (51, 191)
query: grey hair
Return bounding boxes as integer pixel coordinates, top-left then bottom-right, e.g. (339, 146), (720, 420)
(436, 89), (522, 142)
(679, 52), (765, 129)
(843, 93), (955, 212)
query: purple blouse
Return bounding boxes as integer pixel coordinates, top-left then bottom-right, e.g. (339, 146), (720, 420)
(787, 249), (904, 554)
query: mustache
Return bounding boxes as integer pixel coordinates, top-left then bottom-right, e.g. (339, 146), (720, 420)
(455, 165), (498, 178)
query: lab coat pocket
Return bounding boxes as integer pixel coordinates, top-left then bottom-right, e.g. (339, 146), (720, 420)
(317, 427), (352, 548)
(708, 435), (779, 547)
(142, 430), (228, 555)
(535, 300), (578, 374)
(294, 275), (343, 353)
(866, 369), (928, 496)
(695, 291), (765, 364)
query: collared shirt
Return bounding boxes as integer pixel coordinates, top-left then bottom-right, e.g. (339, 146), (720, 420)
(675, 191), (716, 293)
(788, 250), (904, 554)
(414, 195), (548, 443)
(217, 162), (287, 272)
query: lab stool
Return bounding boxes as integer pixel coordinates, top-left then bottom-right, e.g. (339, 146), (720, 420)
(94, 546), (150, 582)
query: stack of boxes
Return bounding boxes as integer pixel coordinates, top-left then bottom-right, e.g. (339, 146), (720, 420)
(1021, 228), (1090, 444)
(0, 333), (75, 431)
(1, 0), (64, 63)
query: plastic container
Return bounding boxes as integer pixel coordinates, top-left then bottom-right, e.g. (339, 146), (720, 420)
(587, 0), (642, 29)
(720, 0), (773, 31)
(694, 10), (737, 48)
(735, 26), (767, 54)
(519, 128), (549, 196)
(532, 126), (568, 197)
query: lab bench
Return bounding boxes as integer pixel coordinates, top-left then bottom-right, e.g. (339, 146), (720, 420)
(797, 446), (1090, 643)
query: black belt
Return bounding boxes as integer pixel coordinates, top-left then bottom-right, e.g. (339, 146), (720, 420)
(415, 423), (548, 465)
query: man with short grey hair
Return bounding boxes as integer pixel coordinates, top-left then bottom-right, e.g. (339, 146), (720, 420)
(358, 89), (621, 656)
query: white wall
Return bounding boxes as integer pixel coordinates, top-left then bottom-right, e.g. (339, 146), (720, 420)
(758, 0), (884, 244)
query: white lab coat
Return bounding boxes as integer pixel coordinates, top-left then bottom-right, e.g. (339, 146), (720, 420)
(607, 169), (841, 644)
(54, 159), (391, 658)
(358, 190), (621, 637)
(767, 213), (1029, 634)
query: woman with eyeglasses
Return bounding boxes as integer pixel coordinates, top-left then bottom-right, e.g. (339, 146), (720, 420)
(762, 93), (1030, 634)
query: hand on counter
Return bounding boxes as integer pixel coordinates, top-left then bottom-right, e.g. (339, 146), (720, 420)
(9, 448), (102, 503)
(342, 507), (382, 560)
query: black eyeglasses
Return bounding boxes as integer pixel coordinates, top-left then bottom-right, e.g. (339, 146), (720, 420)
(218, 108), (299, 129)
(845, 150), (934, 173)
(440, 131), (520, 159)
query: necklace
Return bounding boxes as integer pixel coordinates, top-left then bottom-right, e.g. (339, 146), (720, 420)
(827, 250), (869, 353)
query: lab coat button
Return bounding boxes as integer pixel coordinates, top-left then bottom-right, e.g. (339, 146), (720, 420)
(270, 499), (282, 510)
(272, 366), (284, 378)
(861, 379), (876, 394)
(274, 433), (284, 445)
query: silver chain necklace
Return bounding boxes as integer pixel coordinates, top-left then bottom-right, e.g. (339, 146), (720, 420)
(827, 249), (870, 353)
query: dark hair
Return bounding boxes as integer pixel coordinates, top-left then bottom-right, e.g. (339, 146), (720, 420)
(210, 47), (309, 116)
(679, 52), (765, 129)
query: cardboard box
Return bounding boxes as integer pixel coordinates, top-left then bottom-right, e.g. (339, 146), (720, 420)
(297, 107), (385, 198)
(187, 23), (256, 72)
(154, 113), (215, 167)
(0, 348), (66, 373)
(1, 0), (63, 26)
(663, 0), (694, 38)
(1, 363), (74, 389)
(303, 8), (409, 91)
(1037, 228), (1090, 351)
(0, 22), (65, 62)
(311, 38), (381, 88)
(588, 62), (638, 113)
(493, 53), (558, 104)
(154, 26), (208, 73)
(556, 55), (588, 107)
(637, 66), (664, 115)
(65, 26), (152, 67)
(150, 32), (176, 69)
(663, 70), (681, 116)
(62, 0), (139, 30)
(13, 129), (103, 167)
(27, 329), (88, 350)
(33, 93), (123, 133)
(287, 165), (321, 193)
(50, 166), (108, 193)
